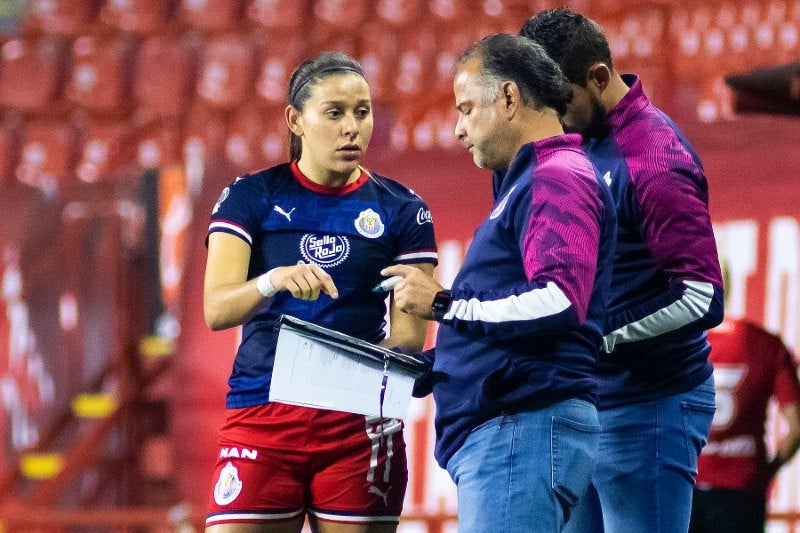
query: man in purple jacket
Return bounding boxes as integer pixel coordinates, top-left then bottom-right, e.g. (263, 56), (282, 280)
(521, 8), (724, 532)
(383, 33), (616, 532)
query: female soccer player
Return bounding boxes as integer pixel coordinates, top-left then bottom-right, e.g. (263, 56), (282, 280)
(203, 52), (438, 533)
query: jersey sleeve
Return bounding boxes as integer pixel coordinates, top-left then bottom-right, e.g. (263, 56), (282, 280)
(442, 167), (603, 339)
(393, 194), (438, 265)
(604, 149), (724, 351)
(206, 174), (266, 247)
(774, 340), (800, 407)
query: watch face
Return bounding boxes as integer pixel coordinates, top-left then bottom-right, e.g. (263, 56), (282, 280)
(432, 290), (452, 320)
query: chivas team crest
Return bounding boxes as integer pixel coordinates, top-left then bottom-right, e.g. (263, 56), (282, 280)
(354, 208), (385, 238)
(213, 462), (243, 505)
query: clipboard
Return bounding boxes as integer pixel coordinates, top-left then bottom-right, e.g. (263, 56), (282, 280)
(269, 315), (430, 419)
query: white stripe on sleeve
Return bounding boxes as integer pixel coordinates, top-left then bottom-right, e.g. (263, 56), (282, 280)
(444, 281), (571, 323)
(208, 221), (252, 245)
(604, 280), (714, 350)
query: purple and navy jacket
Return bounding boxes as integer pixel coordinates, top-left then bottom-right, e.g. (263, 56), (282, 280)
(430, 135), (616, 468)
(588, 75), (724, 408)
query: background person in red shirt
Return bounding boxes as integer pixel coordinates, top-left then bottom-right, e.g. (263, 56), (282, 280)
(691, 317), (800, 532)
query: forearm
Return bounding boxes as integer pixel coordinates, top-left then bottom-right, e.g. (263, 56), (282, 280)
(604, 279), (723, 350)
(204, 279), (265, 330)
(443, 281), (580, 339)
(768, 404), (800, 475)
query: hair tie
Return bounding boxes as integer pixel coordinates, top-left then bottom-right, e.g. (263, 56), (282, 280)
(289, 66), (364, 103)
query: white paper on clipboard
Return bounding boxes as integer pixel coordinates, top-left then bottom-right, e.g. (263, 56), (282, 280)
(269, 317), (424, 419)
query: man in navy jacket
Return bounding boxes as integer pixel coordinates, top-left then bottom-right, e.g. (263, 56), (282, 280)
(383, 34), (616, 532)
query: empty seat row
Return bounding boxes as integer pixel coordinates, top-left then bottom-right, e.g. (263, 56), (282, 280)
(0, 23), (510, 119)
(18, 0), (513, 37)
(0, 103), (293, 193)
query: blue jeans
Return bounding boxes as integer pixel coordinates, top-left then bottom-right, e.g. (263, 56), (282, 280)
(564, 375), (716, 533)
(446, 399), (600, 533)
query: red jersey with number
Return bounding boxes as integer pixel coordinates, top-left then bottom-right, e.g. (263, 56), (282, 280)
(697, 318), (800, 491)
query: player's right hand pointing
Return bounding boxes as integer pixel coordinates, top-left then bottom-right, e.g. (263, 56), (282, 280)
(271, 262), (339, 300)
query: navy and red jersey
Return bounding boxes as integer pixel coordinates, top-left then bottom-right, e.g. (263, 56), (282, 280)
(430, 135), (617, 468)
(697, 319), (800, 492)
(586, 75), (724, 408)
(207, 161), (438, 409)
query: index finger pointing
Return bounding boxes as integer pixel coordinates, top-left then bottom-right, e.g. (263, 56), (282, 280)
(311, 264), (339, 299)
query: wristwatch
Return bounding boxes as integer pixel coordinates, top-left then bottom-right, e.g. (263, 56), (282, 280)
(431, 290), (453, 321)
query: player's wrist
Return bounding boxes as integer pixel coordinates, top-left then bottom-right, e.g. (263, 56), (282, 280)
(256, 268), (280, 298)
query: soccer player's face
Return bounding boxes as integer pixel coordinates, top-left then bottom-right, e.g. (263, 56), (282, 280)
(453, 59), (513, 171)
(294, 73), (374, 180)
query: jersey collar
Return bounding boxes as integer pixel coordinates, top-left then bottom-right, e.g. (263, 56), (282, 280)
(290, 160), (369, 195)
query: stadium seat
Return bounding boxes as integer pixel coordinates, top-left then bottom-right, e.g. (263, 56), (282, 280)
(0, 37), (68, 115)
(65, 35), (137, 117)
(374, 0), (423, 28)
(393, 28), (437, 101)
(75, 120), (135, 184)
(136, 123), (182, 170)
(475, 0), (537, 33)
(175, 0), (244, 33)
(15, 121), (78, 197)
(184, 104), (230, 162)
(356, 24), (400, 106)
(196, 35), (258, 112)
(99, 0), (173, 35)
(225, 105), (287, 172)
(312, 0), (368, 31)
(21, 0), (97, 37)
(427, 0), (478, 28)
(133, 35), (198, 120)
(431, 30), (478, 97)
(254, 39), (304, 108)
(246, 0), (307, 30)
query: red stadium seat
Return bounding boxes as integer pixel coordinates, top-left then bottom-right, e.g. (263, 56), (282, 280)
(195, 35), (258, 112)
(133, 35), (198, 120)
(21, 0), (96, 37)
(475, 0), (537, 33)
(184, 104), (230, 161)
(99, 0), (173, 35)
(427, 0), (478, 28)
(305, 0), (367, 54)
(374, 0), (423, 28)
(312, 0), (368, 30)
(0, 37), (68, 115)
(356, 23), (400, 106)
(431, 30), (478, 97)
(65, 35), (137, 116)
(246, 0), (307, 30)
(175, 0), (244, 33)
(76, 120), (136, 184)
(136, 123), (182, 170)
(393, 28), (437, 101)
(225, 105), (287, 172)
(16, 121), (78, 196)
(254, 38), (304, 108)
